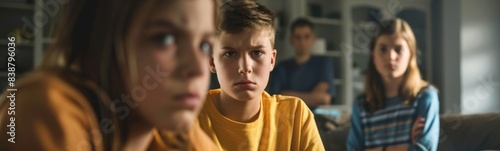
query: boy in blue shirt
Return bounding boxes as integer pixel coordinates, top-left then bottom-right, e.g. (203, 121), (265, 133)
(267, 18), (336, 110)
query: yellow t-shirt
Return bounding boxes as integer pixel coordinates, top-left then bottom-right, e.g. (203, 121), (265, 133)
(0, 70), (218, 151)
(198, 89), (325, 151)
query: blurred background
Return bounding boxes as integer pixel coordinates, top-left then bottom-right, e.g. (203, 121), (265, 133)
(234, 0), (498, 116)
(255, 0), (500, 150)
(1, 0), (499, 150)
(1, 0), (499, 120)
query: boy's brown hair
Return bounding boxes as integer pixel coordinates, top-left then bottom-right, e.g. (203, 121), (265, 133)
(219, 0), (276, 46)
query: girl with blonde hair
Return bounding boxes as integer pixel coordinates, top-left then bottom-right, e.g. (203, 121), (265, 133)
(348, 18), (439, 151)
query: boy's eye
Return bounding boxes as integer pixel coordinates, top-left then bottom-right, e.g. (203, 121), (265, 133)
(223, 51), (237, 57)
(154, 33), (176, 47)
(200, 42), (212, 54)
(251, 50), (264, 56)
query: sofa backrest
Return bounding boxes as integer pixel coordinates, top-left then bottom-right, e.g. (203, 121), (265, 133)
(439, 112), (500, 151)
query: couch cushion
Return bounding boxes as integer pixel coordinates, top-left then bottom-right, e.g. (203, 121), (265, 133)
(439, 112), (500, 151)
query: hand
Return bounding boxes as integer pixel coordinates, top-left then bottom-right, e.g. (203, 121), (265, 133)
(313, 82), (329, 93)
(313, 82), (331, 104)
(411, 116), (426, 143)
(315, 92), (331, 105)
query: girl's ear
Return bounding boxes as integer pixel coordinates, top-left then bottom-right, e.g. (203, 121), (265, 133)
(209, 57), (216, 73)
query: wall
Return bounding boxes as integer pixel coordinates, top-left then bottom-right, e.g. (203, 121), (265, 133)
(441, 0), (462, 114)
(460, 0), (500, 114)
(442, 0), (500, 114)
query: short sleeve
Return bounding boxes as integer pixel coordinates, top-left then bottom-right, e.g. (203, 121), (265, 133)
(410, 87), (440, 151)
(320, 57), (336, 98)
(296, 100), (326, 151)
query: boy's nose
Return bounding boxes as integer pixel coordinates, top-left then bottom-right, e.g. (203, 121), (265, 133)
(238, 54), (253, 74)
(239, 68), (252, 74)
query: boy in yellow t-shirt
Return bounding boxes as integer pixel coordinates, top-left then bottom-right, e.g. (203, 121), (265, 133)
(197, 0), (325, 150)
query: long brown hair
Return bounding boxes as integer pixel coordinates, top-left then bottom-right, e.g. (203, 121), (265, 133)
(364, 18), (428, 113)
(40, 0), (219, 150)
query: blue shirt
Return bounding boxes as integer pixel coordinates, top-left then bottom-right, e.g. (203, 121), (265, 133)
(347, 86), (440, 151)
(267, 55), (336, 105)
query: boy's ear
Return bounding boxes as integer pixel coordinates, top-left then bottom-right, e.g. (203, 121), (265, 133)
(209, 56), (216, 73)
(270, 49), (277, 71)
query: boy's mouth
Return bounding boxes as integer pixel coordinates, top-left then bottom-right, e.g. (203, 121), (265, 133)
(234, 79), (256, 85)
(234, 80), (257, 89)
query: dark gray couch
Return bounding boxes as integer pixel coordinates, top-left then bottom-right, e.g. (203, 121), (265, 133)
(318, 112), (500, 151)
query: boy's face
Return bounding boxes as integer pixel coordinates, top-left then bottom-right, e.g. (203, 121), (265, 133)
(291, 26), (316, 56)
(211, 30), (277, 101)
(131, 0), (214, 131)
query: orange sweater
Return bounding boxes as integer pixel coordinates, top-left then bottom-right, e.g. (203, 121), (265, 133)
(0, 71), (218, 151)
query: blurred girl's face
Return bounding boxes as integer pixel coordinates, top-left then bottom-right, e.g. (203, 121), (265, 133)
(129, 0), (214, 131)
(373, 35), (411, 80)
